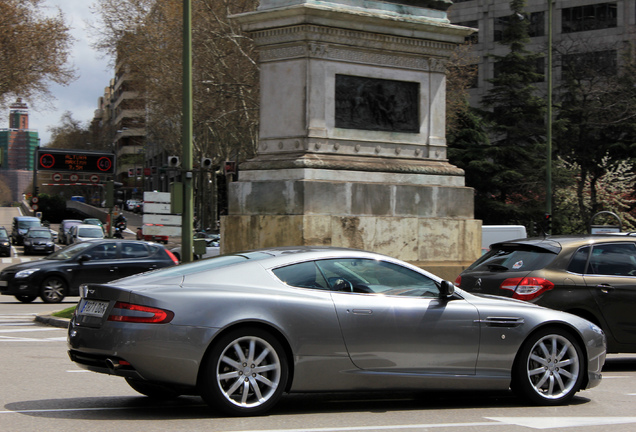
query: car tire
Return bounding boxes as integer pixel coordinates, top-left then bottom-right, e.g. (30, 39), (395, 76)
(512, 326), (584, 406)
(200, 327), (289, 416)
(40, 276), (67, 303)
(125, 378), (181, 399)
(15, 295), (36, 303)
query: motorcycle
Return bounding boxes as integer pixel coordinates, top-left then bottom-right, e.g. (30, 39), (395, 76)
(113, 218), (127, 239)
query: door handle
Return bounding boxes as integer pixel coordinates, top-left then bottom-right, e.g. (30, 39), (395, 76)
(596, 284), (615, 294)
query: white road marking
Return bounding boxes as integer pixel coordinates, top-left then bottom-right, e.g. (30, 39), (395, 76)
(0, 327), (59, 333)
(486, 417), (636, 429)
(0, 411), (633, 431)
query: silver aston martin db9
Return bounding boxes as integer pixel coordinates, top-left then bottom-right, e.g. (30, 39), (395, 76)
(67, 247), (606, 416)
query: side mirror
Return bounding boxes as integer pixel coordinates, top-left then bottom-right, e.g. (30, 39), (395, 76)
(78, 254), (91, 263)
(439, 280), (455, 298)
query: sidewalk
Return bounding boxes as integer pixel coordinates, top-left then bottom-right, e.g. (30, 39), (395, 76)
(35, 313), (70, 329)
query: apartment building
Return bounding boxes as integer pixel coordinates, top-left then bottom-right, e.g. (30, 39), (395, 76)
(448, 0), (636, 104)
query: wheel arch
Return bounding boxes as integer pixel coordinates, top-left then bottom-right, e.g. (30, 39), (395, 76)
(512, 322), (590, 389)
(196, 321), (295, 393)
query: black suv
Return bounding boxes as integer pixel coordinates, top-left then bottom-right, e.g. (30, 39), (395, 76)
(0, 239), (178, 303)
(456, 235), (636, 353)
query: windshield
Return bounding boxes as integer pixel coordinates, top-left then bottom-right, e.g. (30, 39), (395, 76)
(0, 231), (8, 240)
(45, 242), (95, 260)
(78, 227), (104, 238)
(18, 220), (41, 229)
(467, 245), (557, 272)
(27, 230), (51, 239)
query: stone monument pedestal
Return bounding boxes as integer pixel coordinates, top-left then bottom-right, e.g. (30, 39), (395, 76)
(224, 0), (480, 279)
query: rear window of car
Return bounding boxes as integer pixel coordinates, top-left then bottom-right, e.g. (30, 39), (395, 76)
(467, 245), (558, 272)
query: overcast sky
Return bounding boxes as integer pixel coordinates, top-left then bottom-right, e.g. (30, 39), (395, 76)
(6, 1), (113, 146)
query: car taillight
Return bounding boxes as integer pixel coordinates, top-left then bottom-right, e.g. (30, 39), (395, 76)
(454, 275), (461, 287)
(108, 302), (174, 324)
(500, 277), (554, 301)
(165, 249), (179, 265)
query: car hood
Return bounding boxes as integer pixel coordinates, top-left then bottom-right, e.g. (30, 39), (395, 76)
(1, 258), (66, 272)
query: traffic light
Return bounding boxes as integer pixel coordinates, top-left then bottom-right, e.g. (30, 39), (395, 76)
(544, 213), (552, 234)
(114, 182), (124, 207)
(105, 181), (124, 208)
(168, 156), (180, 167)
(201, 157), (213, 170)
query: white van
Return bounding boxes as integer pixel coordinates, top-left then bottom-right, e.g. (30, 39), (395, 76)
(481, 225), (527, 254)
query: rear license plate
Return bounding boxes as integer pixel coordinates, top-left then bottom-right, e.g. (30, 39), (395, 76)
(80, 300), (109, 317)
(0, 281), (7, 287)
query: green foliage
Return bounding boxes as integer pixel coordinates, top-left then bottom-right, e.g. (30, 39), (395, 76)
(555, 157), (636, 233)
(449, 0), (546, 228)
(34, 194), (67, 223)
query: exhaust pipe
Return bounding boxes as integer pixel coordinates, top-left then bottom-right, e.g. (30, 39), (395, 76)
(106, 358), (120, 371)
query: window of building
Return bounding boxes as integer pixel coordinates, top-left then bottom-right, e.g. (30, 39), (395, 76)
(562, 2), (617, 33)
(561, 50), (617, 78)
(494, 12), (545, 42)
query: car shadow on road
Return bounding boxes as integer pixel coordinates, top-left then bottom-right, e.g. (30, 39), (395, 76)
(602, 356), (636, 372)
(3, 390), (591, 420)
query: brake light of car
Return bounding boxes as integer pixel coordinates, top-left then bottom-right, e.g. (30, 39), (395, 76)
(108, 302), (174, 324)
(454, 275), (461, 286)
(500, 277), (555, 301)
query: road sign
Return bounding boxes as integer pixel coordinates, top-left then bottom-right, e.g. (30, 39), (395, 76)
(36, 148), (116, 174)
(90, 174), (100, 183)
(69, 174), (79, 182)
(31, 196), (39, 204)
(52, 173), (62, 182)
(32, 204), (39, 211)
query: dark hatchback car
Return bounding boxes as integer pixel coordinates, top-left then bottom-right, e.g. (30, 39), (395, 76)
(0, 239), (179, 303)
(0, 227), (11, 257)
(23, 227), (55, 255)
(455, 235), (636, 353)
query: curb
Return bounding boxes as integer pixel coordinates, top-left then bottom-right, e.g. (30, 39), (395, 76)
(35, 314), (70, 329)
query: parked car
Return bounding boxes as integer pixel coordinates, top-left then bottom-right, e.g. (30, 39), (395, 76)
(68, 224), (105, 244)
(11, 216), (42, 245)
(59, 219), (83, 245)
(0, 227), (11, 257)
(170, 238), (220, 261)
(0, 239), (179, 303)
(67, 247), (605, 416)
(455, 234), (636, 354)
(23, 227), (55, 255)
(83, 218), (104, 231)
(126, 199), (141, 211)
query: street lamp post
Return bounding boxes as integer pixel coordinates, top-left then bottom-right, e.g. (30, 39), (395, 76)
(546, 0), (553, 232)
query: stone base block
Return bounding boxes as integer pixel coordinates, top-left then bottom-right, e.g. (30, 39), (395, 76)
(220, 214), (481, 281)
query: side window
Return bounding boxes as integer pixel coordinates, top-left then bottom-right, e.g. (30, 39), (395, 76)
(121, 243), (150, 259)
(567, 246), (590, 274)
(315, 258), (439, 297)
(588, 243), (636, 276)
(272, 261), (329, 290)
(85, 242), (118, 260)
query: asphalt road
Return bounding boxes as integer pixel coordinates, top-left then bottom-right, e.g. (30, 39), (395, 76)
(2, 207), (636, 431)
(1, 303), (636, 432)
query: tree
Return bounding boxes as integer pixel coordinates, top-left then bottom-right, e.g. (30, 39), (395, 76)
(46, 112), (92, 150)
(91, 0), (259, 164)
(555, 156), (636, 233)
(452, 0), (546, 226)
(0, 0), (75, 109)
(554, 40), (636, 227)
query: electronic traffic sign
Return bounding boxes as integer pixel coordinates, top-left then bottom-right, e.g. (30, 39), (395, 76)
(36, 149), (116, 174)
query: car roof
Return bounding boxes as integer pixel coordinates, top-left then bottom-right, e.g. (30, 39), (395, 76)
(14, 216), (40, 220)
(492, 234), (636, 253)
